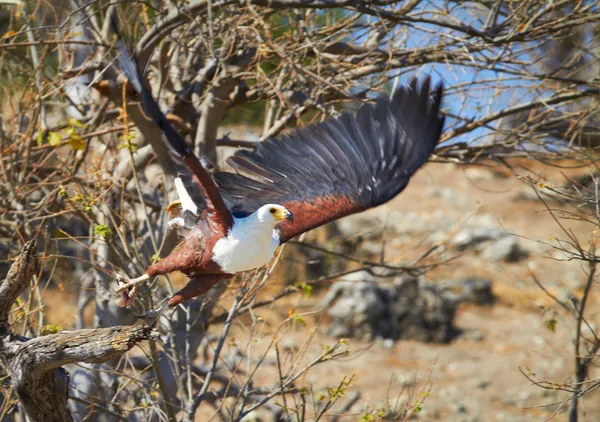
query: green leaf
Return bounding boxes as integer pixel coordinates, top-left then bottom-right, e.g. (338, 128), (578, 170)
(48, 131), (62, 146)
(118, 140), (138, 153)
(68, 134), (85, 150)
(546, 316), (557, 332)
(294, 282), (313, 298)
(118, 131), (138, 152)
(294, 315), (306, 327)
(40, 324), (62, 336)
(94, 224), (113, 239)
(68, 118), (84, 128)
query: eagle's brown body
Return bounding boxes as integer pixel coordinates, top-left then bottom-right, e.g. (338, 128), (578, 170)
(145, 230), (227, 306)
(146, 233), (221, 279)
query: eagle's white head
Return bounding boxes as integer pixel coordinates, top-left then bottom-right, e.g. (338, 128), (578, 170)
(254, 204), (294, 225)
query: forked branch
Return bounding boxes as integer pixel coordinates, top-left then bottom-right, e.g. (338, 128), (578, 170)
(0, 241), (155, 422)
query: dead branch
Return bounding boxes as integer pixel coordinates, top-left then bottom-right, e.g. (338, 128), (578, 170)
(0, 241), (154, 422)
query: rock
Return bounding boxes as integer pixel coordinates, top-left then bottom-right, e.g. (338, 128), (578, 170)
(481, 236), (529, 262)
(27, 190), (43, 203)
(361, 240), (385, 255)
(474, 379), (490, 389)
(464, 167), (497, 181)
(426, 187), (467, 206)
(393, 275), (458, 342)
(461, 330), (485, 341)
(518, 391), (532, 401)
(452, 226), (506, 251)
(336, 209), (455, 242)
(501, 397), (517, 407)
(451, 403), (468, 414)
(582, 322), (597, 339)
(441, 277), (495, 306)
(450, 215), (531, 262)
(337, 270), (376, 283)
(280, 338), (298, 353)
(335, 213), (390, 241)
(428, 230), (449, 245)
(426, 187), (454, 200)
(322, 272), (458, 343)
(278, 222), (351, 285)
(320, 271), (394, 340)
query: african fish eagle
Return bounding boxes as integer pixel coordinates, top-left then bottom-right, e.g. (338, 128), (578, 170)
(114, 43), (445, 309)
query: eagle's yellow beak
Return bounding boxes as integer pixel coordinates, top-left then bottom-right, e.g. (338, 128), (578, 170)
(273, 208), (294, 221)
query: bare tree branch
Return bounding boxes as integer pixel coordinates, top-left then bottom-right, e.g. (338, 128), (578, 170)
(0, 242), (154, 422)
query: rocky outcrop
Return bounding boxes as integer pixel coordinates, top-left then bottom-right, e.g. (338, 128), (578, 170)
(452, 225), (530, 262)
(321, 271), (494, 343)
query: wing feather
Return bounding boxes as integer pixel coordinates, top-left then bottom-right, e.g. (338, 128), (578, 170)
(214, 76), (445, 243)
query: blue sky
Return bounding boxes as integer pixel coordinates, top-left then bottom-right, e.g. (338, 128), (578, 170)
(344, 2), (596, 150)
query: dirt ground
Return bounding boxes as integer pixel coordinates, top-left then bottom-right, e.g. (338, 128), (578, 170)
(42, 159), (600, 421)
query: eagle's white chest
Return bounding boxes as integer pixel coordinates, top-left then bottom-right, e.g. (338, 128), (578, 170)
(211, 217), (281, 274)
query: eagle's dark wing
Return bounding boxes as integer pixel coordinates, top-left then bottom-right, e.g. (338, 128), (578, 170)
(214, 77), (444, 244)
(115, 35), (234, 233)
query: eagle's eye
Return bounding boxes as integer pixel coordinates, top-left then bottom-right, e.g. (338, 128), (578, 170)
(270, 208), (276, 214)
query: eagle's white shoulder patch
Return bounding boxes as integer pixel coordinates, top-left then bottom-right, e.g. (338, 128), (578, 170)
(174, 177), (198, 215)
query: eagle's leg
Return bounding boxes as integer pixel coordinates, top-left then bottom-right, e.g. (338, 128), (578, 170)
(114, 236), (206, 308)
(167, 275), (227, 307)
(133, 277), (211, 321)
(115, 244), (191, 297)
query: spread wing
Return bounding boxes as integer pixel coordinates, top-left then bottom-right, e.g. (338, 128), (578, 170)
(114, 29), (233, 233)
(214, 77), (444, 243)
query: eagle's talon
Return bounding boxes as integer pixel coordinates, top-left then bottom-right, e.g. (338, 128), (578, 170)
(115, 284), (137, 308)
(115, 274), (149, 308)
(116, 289), (134, 308)
(115, 273), (150, 293)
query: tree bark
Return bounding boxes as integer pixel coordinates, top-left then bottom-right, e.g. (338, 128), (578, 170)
(0, 241), (155, 422)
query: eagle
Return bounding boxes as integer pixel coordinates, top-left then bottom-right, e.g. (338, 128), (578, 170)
(114, 44), (445, 310)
